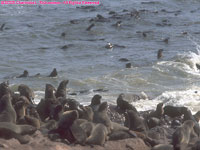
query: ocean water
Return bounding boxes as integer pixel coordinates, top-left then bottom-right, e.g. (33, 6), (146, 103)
(1, 0), (200, 113)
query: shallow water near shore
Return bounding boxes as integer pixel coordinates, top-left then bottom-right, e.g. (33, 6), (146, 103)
(1, 0), (200, 113)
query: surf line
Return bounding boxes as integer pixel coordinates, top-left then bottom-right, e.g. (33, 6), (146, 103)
(63, 1), (100, 5)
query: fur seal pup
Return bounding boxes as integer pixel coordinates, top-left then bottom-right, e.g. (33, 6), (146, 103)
(125, 110), (147, 132)
(89, 94), (101, 112)
(93, 102), (113, 133)
(55, 80), (69, 98)
(48, 68), (58, 77)
(86, 123), (108, 146)
(172, 120), (195, 150)
(18, 84), (34, 104)
(0, 94), (16, 123)
(17, 70), (29, 78)
(117, 93), (138, 113)
(14, 96), (30, 121)
(164, 105), (187, 118)
(148, 103), (164, 119)
(157, 49), (163, 59)
(80, 121), (94, 137)
(0, 122), (37, 144)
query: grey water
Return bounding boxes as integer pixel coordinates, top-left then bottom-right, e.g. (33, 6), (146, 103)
(1, 0), (200, 111)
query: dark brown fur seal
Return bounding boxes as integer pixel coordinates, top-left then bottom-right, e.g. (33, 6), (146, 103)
(89, 94), (101, 112)
(86, 123), (108, 146)
(44, 84), (56, 100)
(49, 68), (58, 77)
(0, 122), (37, 144)
(17, 70), (29, 78)
(0, 94), (16, 123)
(149, 103), (164, 119)
(55, 80), (69, 98)
(80, 106), (94, 121)
(157, 49), (163, 59)
(24, 115), (40, 129)
(0, 81), (12, 100)
(125, 110), (147, 132)
(93, 102), (113, 133)
(164, 105), (187, 118)
(172, 120), (195, 150)
(18, 84), (34, 104)
(14, 96), (30, 121)
(117, 93), (138, 113)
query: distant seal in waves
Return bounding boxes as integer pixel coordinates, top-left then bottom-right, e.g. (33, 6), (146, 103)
(0, 122), (37, 144)
(0, 94), (16, 123)
(86, 123), (108, 146)
(55, 80), (69, 98)
(172, 120), (195, 150)
(48, 68), (58, 77)
(17, 70), (29, 78)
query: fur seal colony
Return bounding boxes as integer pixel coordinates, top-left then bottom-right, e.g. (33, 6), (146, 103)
(0, 80), (199, 150)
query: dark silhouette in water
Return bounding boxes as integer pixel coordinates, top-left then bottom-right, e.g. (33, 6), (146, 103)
(0, 23), (5, 31)
(86, 23), (95, 31)
(49, 68), (58, 77)
(157, 49), (163, 59)
(17, 70), (29, 78)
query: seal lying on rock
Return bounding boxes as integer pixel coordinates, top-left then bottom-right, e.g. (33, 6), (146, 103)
(164, 105), (187, 118)
(172, 120), (195, 150)
(86, 123), (108, 146)
(0, 122), (37, 144)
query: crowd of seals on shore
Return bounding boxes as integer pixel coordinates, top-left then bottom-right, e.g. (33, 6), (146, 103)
(0, 79), (199, 150)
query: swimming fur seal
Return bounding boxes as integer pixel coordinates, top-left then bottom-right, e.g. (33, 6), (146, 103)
(18, 84), (34, 104)
(55, 80), (69, 98)
(48, 68), (58, 77)
(17, 70), (29, 78)
(0, 94), (16, 123)
(172, 120), (195, 150)
(157, 49), (163, 59)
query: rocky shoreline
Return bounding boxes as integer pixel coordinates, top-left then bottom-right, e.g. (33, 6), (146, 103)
(0, 80), (199, 150)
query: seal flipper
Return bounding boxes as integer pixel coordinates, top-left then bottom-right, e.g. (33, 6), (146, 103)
(0, 128), (29, 144)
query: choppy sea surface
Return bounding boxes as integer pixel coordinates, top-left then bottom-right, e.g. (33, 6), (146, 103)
(1, 0), (200, 113)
